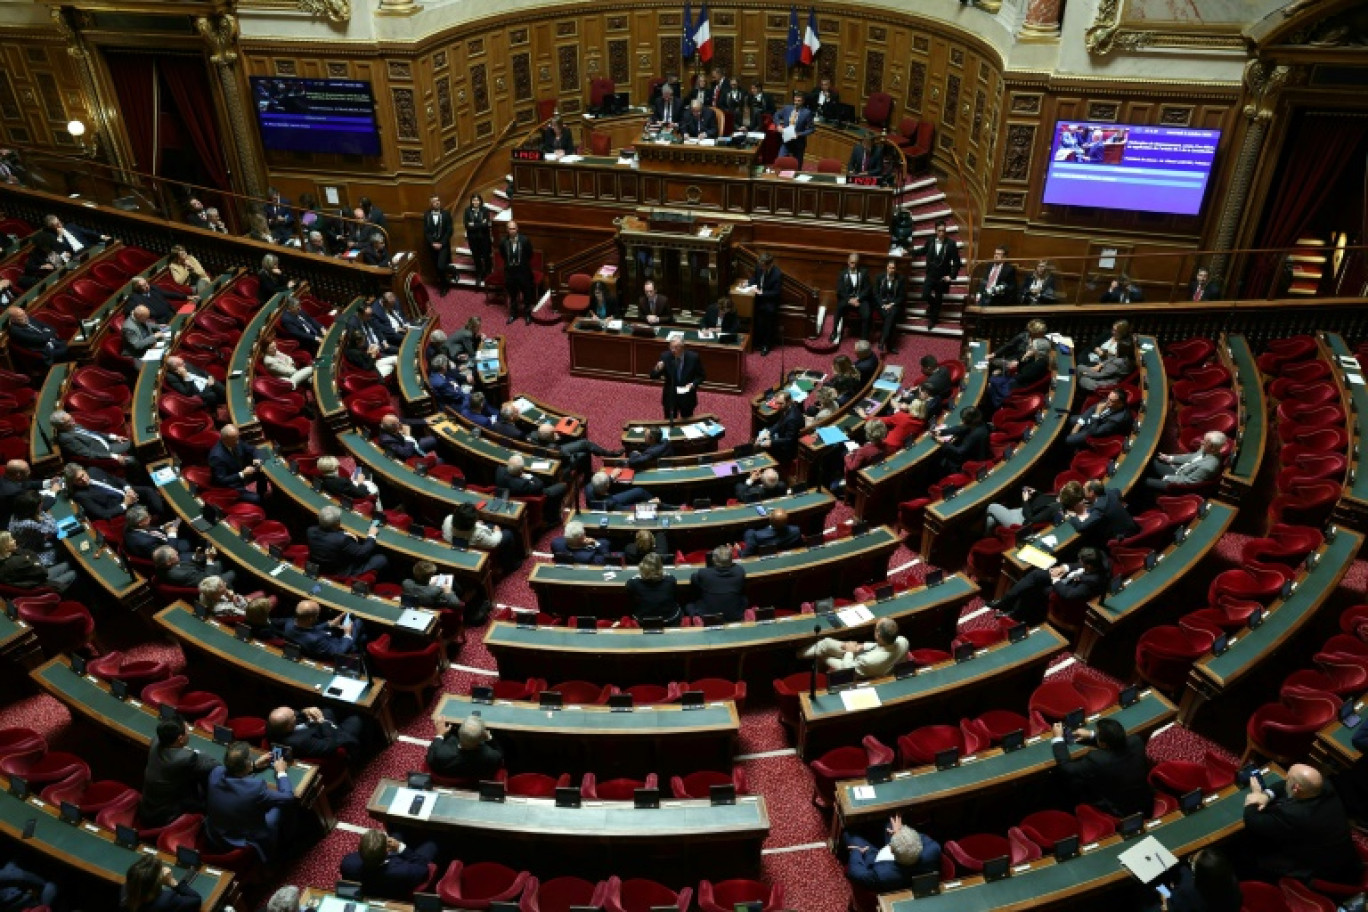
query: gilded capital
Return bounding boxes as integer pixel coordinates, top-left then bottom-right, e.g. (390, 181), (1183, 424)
(297, 0), (351, 22)
(196, 14), (240, 67)
(1241, 61), (1296, 123)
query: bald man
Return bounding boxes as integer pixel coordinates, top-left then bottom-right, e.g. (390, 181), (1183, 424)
(800, 617), (909, 679)
(739, 508), (801, 556)
(121, 304), (168, 357)
(264, 703), (365, 762)
(499, 221), (535, 325)
(649, 338), (705, 421)
(0, 459), (55, 528)
(125, 276), (189, 323)
(164, 355), (226, 410)
(1241, 763), (1361, 883)
(5, 305), (69, 365)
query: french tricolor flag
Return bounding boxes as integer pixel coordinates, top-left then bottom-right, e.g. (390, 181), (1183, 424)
(801, 7), (821, 65)
(695, 5), (713, 64)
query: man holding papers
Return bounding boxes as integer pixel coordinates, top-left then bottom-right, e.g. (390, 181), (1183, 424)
(650, 337), (706, 421)
(776, 91), (815, 165)
(799, 617), (909, 678)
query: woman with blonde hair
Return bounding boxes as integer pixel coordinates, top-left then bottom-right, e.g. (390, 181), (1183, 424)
(626, 552), (680, 626)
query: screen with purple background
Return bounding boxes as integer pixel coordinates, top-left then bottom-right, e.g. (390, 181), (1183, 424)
(1041, 122), (1221, 216)
(251, 77), (381, 157)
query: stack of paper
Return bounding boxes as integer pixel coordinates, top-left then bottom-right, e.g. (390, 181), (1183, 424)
(840, 689), (882, 711)
(837, 605), (875, 626)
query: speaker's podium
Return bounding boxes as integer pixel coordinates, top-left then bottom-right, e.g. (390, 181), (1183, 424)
(615, 209), (735, 316)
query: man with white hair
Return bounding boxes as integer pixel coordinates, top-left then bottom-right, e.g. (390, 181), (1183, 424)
(1146, 430), (1227, 491)
(843, 813), (942, 890)
(305, 504), (388, 578)
(583, 471), (652, 510)
(426, 715), (504, 780)
(197, 575), (248, 620)
(315, 455), (377, 502)
(124, 275), (189, 323)
(52, 410), (136, 466)
(494, 453), (567, 516)
(653, 82), (683, 125)
(5, 305), (69, 365)
(680, 98), (719, 139)
(121, 303), (168, 357)
(800, 617), (909, 679)
(164, 355), (226, 411)
(123, 504), (193, 561)
(208, 424), (268, 505)
(265, 886), (303, 912)
(550, 520), (608, 565)
(152, 544), (234, 589)
(735, 466), (787, 503)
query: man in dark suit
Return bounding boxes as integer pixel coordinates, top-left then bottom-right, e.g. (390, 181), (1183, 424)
(371, 292), (409, 347)
(847, 135), (883, 178)
(1188, 267), (1221, 302)
(488, 402), (523, 440)
(990, 546), (1109, 625)
(40, 214), (105, 257)
(919, 354), (954, 407)
(63, 462), (163, 520)
(740, 508), (802, 557)
(280, 599), (364, 660)
(164, 356), (226, 411)
(808, 77), (840, 115)
(377, 415), (441, 464)
(735, 467), (787, 503)
(583, 471), (652, 510)
(708, 67), (734, 109)
(1241, 764), (1362, 884)
(185, 197), (213, 232)
(746, 82), (775, 119)
(920, 220), (961, 330)
(5, 306), (69, 365)
(1100, 276), (1144, 304)
(652, 84), (684, 126)
(638, 280), (672, 326)
(125, 276), (189, 323)
(933, 405), (989, 476)
(401, 560), (463, 612)
(123, 505), (193, 561)
(977, 246), (1019, 307)
(263, 189), (295, 243)
(1051, 718), (1153, 818)
(775, 91), (816, 164)
(354, 300), (399, 355)
(208, 425), (268, 505)
(874, 259), (907, 354)
(1066, 389), (1133, 449)
(757, 391), (804, 462)
(52, 410), (138, 468)
(139, 717), (221, 827)
(340, 828), (440, 902)
(203, 742), (294, 862)
(650, 338), (705, 421)
(426, 716), (504, 781)
(853, 340), (879, 386)
(0, 460), (52, 529)
(550, 520), (608, 565)
(680, 100), (719, 140)
(626, 426), (673, 469)
(266, 705), (365, 761)
(499, 221), (536, 325)
(495, 453), (567, 516)
(687, 546), (748, 621)
(843, 815), (942, 892)
(306, 505), (388, 578)
(1072, 480), (1140, 546)
(316, 455), (375, 504)
(151, 546), (236, 590)
(426, 355), (468, 409)
(750, 252), (783, 356)
(278, 297), (326, 353)
(423, 195), (453, 291)
(122, 304), (168, 358)
(831, 253), (874, 343)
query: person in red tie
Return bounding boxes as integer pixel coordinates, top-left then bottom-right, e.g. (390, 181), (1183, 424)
(1188, 266), (1221, 302)
(977, 246), (1019, 306)
(847, 135), (883, 178)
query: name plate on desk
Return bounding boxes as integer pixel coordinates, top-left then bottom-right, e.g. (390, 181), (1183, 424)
(511, 148), (542, 161)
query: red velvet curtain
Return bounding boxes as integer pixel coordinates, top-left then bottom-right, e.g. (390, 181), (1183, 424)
(103, 53), (158, 174)
(1246, 116), (1368, 297)
(158, 55), (231, 191)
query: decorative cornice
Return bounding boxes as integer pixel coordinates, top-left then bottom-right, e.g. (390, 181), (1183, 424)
(1087, 0), (1246, 56)
(295, 0), (350, 23)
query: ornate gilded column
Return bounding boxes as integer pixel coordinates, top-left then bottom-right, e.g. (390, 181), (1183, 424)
(196, 13), (266, 199)
(1019, 0), (1063, 40)
(376, 0), (421, 17)
(50, 7), (131, 172)
(1208, 60), (1299, 278)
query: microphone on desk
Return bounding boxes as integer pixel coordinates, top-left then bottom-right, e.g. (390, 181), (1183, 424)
(810, 624), (822, 699)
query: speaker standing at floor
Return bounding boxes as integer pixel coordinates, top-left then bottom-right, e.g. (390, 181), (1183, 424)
(651, 338), (706, 421)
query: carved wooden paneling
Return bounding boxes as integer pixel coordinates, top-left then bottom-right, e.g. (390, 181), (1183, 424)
(557, 45), (579, 94)
(950, 47), (964, 68)
(816, 43), (837, 82)
(512, 52), (532, 102)
(274, 59), (297, 76)
(400, 149), (423, 167)
(868, 25), (886, 43)
(433, 50), (447, 70)
(715, 11), (734, 27)
(864, 50), (883, 97)
(468, 38), (485, 57)
(659, 36), (680, 80)
(443, 135), (458, 155)
(765, 38), (786, 85)
(912, 35), (930, 53)
(1011, 92), (1042, 115)
(608, 39), (629, 85)
(606, 15), (627, 30)
(327, 62), (348, 78)
(766, 13), (787, 29)
(906, 61), (926, 114)
(1161, 105), (1193, 125)
(944, 73), (960, 127)
(972, 88), (985, 143)
(476, 120), (492, 138)
(470, 63), (489, 114)
(713, 36), (735, 73)
(436, 75), (454, 129)
(557, 21), (577, 38)
(1001, 123), (1035, 182)
(0, 72), (19, 121)
(388, 61), (412, 81)
(997, 190), (1026, 211)
(392, 87), (418, 141)
(1087, 101), (1120, 122)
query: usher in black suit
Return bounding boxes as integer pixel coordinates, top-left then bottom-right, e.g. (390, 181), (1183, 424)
(650, 347), (706, 421)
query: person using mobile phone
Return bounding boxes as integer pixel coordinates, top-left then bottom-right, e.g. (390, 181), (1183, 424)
(1239, 764), (1361, 884)
(265, 703), (366, 763)
(426, 715), (504, 780)
(339, 827), (439, 901)
(121, 855), (196, 912)
(1152, 848), (1240, 912)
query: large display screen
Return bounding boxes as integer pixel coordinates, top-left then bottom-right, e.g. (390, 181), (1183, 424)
(251, 77), (381, 156)
(1041, 122), (1221, 216)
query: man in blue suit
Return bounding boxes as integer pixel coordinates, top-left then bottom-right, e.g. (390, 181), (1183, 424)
(775, 91), (815, 165)
(278, 297), (326, 354)
(263, 189), (295, 243)
(584, 471), (652, 510)
(1065, 389), (1133, 450)
(844, 814), (941, 891)
(459, 391), (497, 428)
(208, 425), (269, 505)
(305, 506), (388, 579)
(279, 599), (365, 660)
(340, 828), (439, 901)
(740, 508), (801, 557)
(377, 414), (441, 464)
(1071, 479), (1139, 546)
(203, 742), (295, 862)
(550, 520), (609, 565)
(626, 427), (673, 468)
(427, 355), (468, 409)
(756, 391), (804, 462)
(369, 292), (409, 348)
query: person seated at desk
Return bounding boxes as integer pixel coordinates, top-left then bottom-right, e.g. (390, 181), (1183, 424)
(164, 355), (226, 412)
(1240, 764), (1362, 885)
(551, 520), (608, 565)
(985, 480), (1076, 535)
(976, 246), (1019, 307)
(802, 617), (909, 677)
(1066, 388), (1133, 450)
(401, 559), (464, 613)
(61, 462), (163, 520)
(989, 546), (1109, 625)
(852, 340), (879, 387)
(209, 424), (269, 506)
(702, 296), (738, 334)
(756, 391), (804, 463)
(686, 545), (748, 622)
(1018, 260), (1058, 307)
(41, 213), (107, 257)
(488, 402), (523, 439)
(0, 460), (52, 530)
(345, 327), (398, 380)
(4, 306), (70, 365)
(1100, 275), (1144, 304)
(316, 454), (377, 503)
(377, 414), (440, 464)
(587, 281), (618, 320)
(1071, 479), (1140, 547)
(829, 354), (864, 403)
(735, 467), (787, 503)
(877, 398), (929, 450)
(0, 529), (72, 593)
(1052, 718), (1154, 818)
(775, 90), (815, 165)
(987, 337), (1054, 410)
(1086, 319), (1134, 367)
(372, 291), (409, 343)
(1146, 430), (1226, 492)
(278, 296), (327, 354)
(541, 115), (575, 155)
(257, 253), (295, 304)
(988, 318), (1048, 373)
(152, 545), (235, 591)
(122, 854), (198, 912)
(740, 508), (801, 556)
(428, 354), (470, 409)
(652, 83), (683, 126)
(262, 340), (314, 391)
(125, 276), (188, 323)
(167, 244), (213, 299)
(340, 828), (440, 903)
(495, 453), (568, 517)
(585, 471), (653, 510)
(626, 426), (673, 468)
(281, 599), (365, 660)
(459, 391), (497, 428)
(359, 233), (391, 268)
(627, 552), (681, 626)
(443, 502), (521, 576)
(427, 716), (503, 781)
(267, 704), (366, 763)
(204, 741), (294, 863)
(241, 597), (281, 644)
(1152, 848), (1243, 912)
(1189, 266), (1221, 303)
(681, 99), (719, 140)
(843, 814), (941, 892)
(306, 505), (388, 579)
(8, 492), (74, 589)
(302, 230), (331, 257)
(19, 233), (64, 290)
(139, 716), (220, 830)
(197, 574), (257, 622)
(932, 405), (990, 477)
(804, 387), (840, 427)
(638, 280), (672, 326)
(122, 304), (169, 358)
(623, 529), (669, 566)
(848, 134), (883, 178)
(1078, 338), (1135, 394)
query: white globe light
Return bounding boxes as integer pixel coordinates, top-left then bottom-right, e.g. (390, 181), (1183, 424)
(67, 120), (86, 138)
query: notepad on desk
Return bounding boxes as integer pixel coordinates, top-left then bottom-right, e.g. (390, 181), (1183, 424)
(837, 605), (875, 627)
(512, 397), (534, 413)
(872, 378), (900, 392)
(840, 688), (882, 711)
(530, 460), (552, 471)
(816, 426), (850, 446)
(150, 466), (178, 487)
(1017, 544), (1058, 570)
(1119, 835), (1178, 884)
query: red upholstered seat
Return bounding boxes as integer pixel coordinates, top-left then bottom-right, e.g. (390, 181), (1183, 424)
(1018, 809), (1080, 852)
(669, 768), (748, 800)
(0, 748), (90, 786)
(1149, 751), (1238, 797)
(946, 833), (1013, 874)
(507, 772), (572, 798)
(140, 676), (226, 722)
(1136, 624), (1215, 692)
(697, 879), (784, 912)
(604, 877), (692, 912)
(896, 722), (987, 768)
(1246, 686), (1340, 765)
(436, 861), (531, 909)
(863, 92), (893, 128)
(366, 633), (442, 711)
(773, 672), (824, 730)
(580, 772), (658, 801)
(40, 770), (136, 816)
(88, 651), (171, 687)
(1029, 677), (1119, 721)
(560, 273), (593, 317)
(522, 876), (607, 912)
(1240, 881), (1293, 912)
(548, 680), (613, 705)
(14, 596), (95, 655)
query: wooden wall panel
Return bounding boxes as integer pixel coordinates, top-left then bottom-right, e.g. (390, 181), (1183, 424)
(0, 40), (84, 152)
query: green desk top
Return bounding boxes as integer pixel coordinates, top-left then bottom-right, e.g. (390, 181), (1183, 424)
(154, 469), (431, 627)
(31, 362), (71, 465)
(576, 489), (834, 539)
(487, 574), (976, 655)
(928, 349), (1077, 523)
(801, 625), (1069, 723)
(1225, 334), (1265, 484)
(568, 320), (751, 349)
(52, 492), (142, 598)
(622, 415), (724, 447)
(1322, 334), (1368, 503)
(33, 656), (315, 791)
(225, 290), (288, 429)
(312, 296), (365, 421)
(0, 775), (231, 900)
(838, 689), (1176, 821)
(131, 307), (202, 453)
(431, 418), (561, 481)
(370, 779), (769, 838)
(397, 319), (433, 408)
(860, 342), (990, 486)
(0, 611), (30, 651)
(1088, 501), (1237, 623)
(432, 693), (739, 734)
(529, 525), (899, 590)
(879, 774), (1273, 912)
(1196, 529), (1362, 689)
(1319, 702), (1363, 765)
(630, 453), (776, 488)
